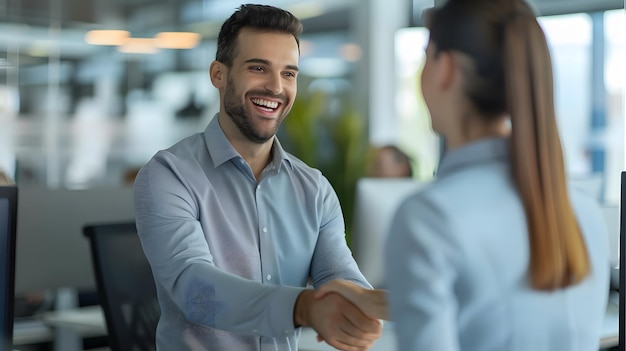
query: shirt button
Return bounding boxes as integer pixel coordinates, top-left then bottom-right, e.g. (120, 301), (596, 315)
(257, 184), (261, 190)
(262, 227), (268, 233)
(266, 274), (272, 281)
(252, 329), (258, 334)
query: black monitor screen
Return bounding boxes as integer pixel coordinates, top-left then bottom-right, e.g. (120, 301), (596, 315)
(0, 186), (17, 351)
(619, 172), (626, 351)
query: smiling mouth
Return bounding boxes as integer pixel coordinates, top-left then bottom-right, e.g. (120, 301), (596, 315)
(251, 98), (281, 112)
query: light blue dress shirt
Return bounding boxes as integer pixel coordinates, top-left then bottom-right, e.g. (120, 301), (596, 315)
(134, 115), (369, 351)
(385, 137), (610, 351)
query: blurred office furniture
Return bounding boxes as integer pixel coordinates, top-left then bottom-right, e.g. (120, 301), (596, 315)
(570, 174), (604, 201)
(15, 186), (135, 294)
(26, 305), (620, 351)
(14, 186), (134, 351)
(602, 205), (621, 291)
(84, 222), (159, 351)
(0, 186), (17, 351)
(351, 178), (428, 288)
(619, 171), (625, 351)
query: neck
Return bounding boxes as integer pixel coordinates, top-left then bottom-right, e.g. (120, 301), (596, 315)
(217, 113), (274, 180)
(445, 114), (510, 151)
(243, 143), (274, 180)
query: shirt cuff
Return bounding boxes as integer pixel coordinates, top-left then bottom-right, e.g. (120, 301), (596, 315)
(269, 285), (309, 337)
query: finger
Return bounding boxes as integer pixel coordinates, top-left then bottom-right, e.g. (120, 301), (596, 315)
(313, 289), (329, 299)
(343, 305), (383, 335)
(314, 281), (343, 298)
(325, 335), (374, 351)
(325, 314), (380, 347)
(337, 323), (380, 345)
(329, 294), (381, 340)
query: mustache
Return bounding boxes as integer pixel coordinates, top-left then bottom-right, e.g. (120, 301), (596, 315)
(246, 90), (288, 104)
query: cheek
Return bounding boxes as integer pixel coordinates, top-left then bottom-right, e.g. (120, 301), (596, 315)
(287, 82), (297, 98)
(284, 84), (297, 107)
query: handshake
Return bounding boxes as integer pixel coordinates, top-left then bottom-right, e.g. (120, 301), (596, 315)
(294, 280), (389, 351)
(315, 280), (389, 321)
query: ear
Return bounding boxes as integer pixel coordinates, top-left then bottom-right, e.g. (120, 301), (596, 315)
(436, 51), (455, 91)
(209, 61), (226, 89)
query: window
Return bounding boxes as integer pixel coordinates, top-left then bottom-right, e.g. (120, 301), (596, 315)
(394, 10), (625, 203)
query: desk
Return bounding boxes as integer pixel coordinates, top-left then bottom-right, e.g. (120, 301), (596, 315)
(301, 297), (618, 351)
(42, 305), (108, 337)
(600, 293), (620, 349)
(35, 300), (619, 351)
(12, 318), (54, 346)
(12, 306), (107, 350)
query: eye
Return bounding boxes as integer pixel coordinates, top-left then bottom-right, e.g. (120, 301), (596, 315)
(283, 71), (297, 78)
(250, 66), (265, 72)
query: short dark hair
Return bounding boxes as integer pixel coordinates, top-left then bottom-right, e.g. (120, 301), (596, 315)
(216, 4), (303, 66)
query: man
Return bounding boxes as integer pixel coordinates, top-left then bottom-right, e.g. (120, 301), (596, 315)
(133, 4), (382, 351)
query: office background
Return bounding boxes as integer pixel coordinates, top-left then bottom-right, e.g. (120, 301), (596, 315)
(0, 0), (623, 199)
(0, 0), (624, 350)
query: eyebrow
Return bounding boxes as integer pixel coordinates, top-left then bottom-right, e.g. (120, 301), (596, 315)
(244, 58), (299, 72)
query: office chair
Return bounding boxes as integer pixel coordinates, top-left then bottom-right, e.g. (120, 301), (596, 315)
(83, 222), (160, 351)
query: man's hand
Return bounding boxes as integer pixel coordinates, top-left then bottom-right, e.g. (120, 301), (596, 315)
(314, 280), (390, 321)
(294, 290), (382, 351)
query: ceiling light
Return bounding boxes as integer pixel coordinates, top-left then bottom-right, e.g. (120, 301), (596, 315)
(117, 38), (159, 54)
(85, 30), (130, 46)
(299, 39), (314, 56)
(155, 32), (201, 49)
(340, 43), (362, 62)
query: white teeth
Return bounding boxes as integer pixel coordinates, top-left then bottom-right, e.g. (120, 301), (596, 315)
(252, 98), (278, 109)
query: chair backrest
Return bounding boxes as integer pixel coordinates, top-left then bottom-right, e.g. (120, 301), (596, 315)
(0, 186), (17, 351)
(83, 222), (159, 351)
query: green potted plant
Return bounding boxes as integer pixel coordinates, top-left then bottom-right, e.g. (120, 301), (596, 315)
(280, 91), (368, 246)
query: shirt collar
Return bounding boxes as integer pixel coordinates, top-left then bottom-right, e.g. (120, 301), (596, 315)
(436, 137), (509, 177)
(204, 113), (294, 171)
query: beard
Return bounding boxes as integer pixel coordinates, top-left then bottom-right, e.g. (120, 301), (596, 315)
(223, 75), (288, 144)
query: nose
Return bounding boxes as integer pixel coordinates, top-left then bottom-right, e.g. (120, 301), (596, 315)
(264, 72), (283, 95)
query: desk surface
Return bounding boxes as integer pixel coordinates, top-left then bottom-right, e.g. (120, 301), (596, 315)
(302, 297), (618, 351)
(34, 300), (619, 351)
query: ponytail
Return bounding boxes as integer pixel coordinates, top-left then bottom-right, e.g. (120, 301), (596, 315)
(504, 13), (590, 290)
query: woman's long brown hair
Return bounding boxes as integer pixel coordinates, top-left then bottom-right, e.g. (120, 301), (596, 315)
(504, 3), (589, 290)
(428, 0), (590, 290)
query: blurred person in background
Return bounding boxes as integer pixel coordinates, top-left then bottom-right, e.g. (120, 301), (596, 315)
(368, 145), (413, 178)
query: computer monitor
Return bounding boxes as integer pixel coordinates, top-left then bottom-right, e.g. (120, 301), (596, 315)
(351, 178), (429, 288)
(14, 186), (135, 294)
(0, 186), (17, 351)
(619, 171), (625, 351)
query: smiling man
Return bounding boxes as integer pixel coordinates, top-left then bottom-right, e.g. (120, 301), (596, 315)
(133, 4), (382, 351)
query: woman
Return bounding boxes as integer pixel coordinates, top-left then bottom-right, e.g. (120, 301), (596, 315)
(316, 0), (610, 349)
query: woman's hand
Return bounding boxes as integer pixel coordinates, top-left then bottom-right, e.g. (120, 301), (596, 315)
(314, 279), (390, 321)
